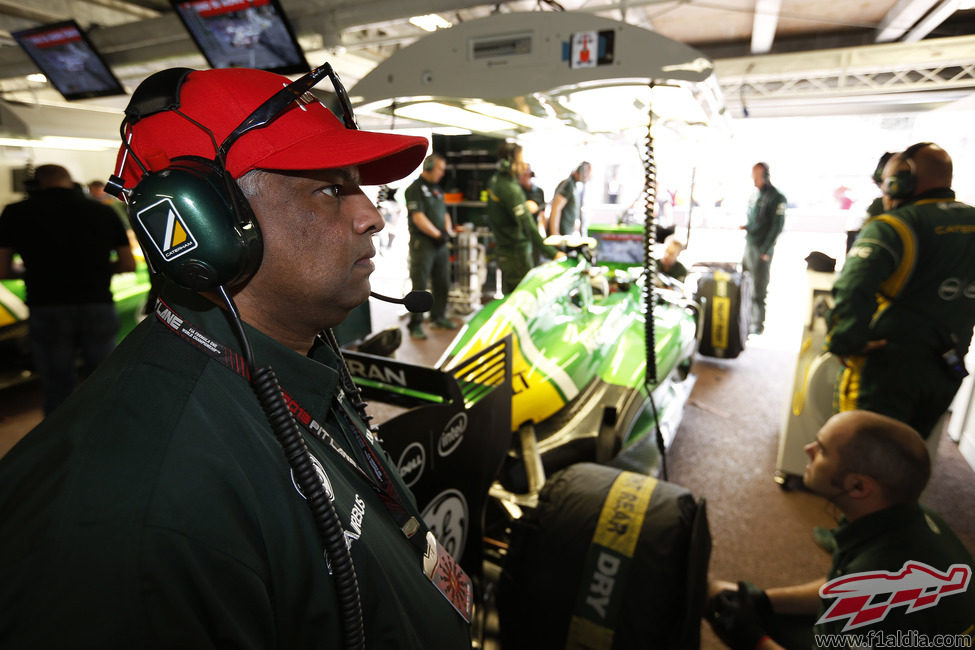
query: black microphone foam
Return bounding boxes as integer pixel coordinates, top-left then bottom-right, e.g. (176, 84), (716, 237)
(370, 290), (433, 313)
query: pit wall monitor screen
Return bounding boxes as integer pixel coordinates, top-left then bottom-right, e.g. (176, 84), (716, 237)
(171, 0), (309, 75)
(12, 20), (125, 101)
(589, 226), (645, 264)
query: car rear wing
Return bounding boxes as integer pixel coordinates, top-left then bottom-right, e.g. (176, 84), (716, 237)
(343, 336), (513, 576)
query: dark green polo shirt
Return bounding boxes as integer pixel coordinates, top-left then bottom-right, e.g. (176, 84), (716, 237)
(744, 183), (786, 256)
(0, 287), (470, 648)
(828, 189), (975, 358)
(813, 503), (975, 647)
(553, 175), (581, 236)
(405, 176), (447, 239)
(487, 171), (556, 257)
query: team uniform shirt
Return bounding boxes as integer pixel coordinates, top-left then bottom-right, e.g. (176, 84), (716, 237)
(826, 190), (975, 436)
(525, 183), (545, 213)
(552, 176), (581, 236)
(0, 186), (130, 305)
(813, 503), (975, 648)
(865, 196), (885, 221)
(828, 189), (975, 358)
(744, 183), (787, 257)
(486, 171), (556, 257)
(0, 286), (471, 649)
(405, 176), (447, 242)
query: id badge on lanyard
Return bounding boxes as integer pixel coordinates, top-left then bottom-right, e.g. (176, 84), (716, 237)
(422, 531), (473, 622)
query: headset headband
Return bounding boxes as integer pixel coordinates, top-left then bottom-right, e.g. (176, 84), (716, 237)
(901, 142), (932, 162)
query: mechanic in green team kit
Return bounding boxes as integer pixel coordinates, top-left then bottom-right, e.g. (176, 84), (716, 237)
(486, 141), (560, 294)
(828, 142), (975, 440)
(707, 410), (975, 650)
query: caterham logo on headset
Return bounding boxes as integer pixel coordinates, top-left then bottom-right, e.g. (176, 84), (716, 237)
(136, 197), (199, 261)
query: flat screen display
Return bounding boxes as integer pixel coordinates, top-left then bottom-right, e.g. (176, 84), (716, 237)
(589, 227), (645, 264)
(171, 0), (309, 75)
(12, 20), (126, 101)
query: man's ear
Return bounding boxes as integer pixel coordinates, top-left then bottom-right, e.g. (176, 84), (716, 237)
(844, 472), (875, 498)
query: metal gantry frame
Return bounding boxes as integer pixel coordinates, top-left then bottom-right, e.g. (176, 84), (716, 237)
(715, 33), (975, 116)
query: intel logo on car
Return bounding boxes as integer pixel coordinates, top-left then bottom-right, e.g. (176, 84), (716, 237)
(438, 413), (467, 457)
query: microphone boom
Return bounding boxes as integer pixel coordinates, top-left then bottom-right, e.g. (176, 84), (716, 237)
(370, 290), (433, 313)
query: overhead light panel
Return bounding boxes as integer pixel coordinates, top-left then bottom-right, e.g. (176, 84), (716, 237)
(394, 102), (517, 133)
(465, 101), (554, 130)
(409, 14), (452, 32)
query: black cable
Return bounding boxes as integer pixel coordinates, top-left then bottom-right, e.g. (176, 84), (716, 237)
(218, 287), (365, 650)
(642, 83), (668, 482)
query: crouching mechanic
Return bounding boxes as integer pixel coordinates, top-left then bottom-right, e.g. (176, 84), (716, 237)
(705, 411), (974, 649)
(827, 142), (975, 439)
(0, 64), (472, 648)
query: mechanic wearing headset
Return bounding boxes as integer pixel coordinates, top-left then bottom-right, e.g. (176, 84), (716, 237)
(486, 141), (559, 293)
(705, 410), (975, 650)
(826, 142), (975, 440)
(0, 65), (471, 648)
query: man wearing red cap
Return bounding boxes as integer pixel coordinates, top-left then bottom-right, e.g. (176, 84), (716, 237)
(0, 65), (472, 648)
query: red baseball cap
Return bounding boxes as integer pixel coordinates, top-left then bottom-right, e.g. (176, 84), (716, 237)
(115, 66), (428, 188)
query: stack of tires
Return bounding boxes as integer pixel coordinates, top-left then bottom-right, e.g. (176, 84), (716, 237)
(498, 463), (710, 649)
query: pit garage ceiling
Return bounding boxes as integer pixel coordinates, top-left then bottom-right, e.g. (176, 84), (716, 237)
(0, 0), (973, 119)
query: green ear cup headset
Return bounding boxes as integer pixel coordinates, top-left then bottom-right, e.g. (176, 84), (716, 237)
(496, 141), (520, 173)
(871, 152), (894, 186)
(882, 142), (932, 200)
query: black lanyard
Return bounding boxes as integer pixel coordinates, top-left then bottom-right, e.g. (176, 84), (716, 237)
(152, 299), (426, 551)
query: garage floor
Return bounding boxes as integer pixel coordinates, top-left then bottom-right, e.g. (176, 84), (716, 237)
(1, 225), (973, 649)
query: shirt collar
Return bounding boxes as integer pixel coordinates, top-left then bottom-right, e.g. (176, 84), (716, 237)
(156, 283), (341, 415)
(906, 188), (955, 204)
(833, 502), (923, 550)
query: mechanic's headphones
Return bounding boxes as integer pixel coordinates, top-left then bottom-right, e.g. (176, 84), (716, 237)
(882, 142), (932, 200)
(496, 141), (520, 173)
(871, 152), (894, 186)
(422, 153), (442, 172)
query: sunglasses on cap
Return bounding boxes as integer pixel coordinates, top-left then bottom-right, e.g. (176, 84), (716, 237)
(216, 61), (358, 161)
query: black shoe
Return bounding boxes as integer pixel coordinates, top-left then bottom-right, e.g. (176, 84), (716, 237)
(431, 317), (459, 330)
(409, 325), (427, 340)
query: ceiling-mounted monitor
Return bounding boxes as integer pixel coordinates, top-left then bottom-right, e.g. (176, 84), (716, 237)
(11, 20), (126, 101)
(171, 0), (309, 75)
